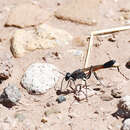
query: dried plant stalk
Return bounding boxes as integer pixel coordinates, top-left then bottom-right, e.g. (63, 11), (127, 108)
(84, 25), (130, 68)
(84, 34), (94, 68)
(92, 25), (130, 35)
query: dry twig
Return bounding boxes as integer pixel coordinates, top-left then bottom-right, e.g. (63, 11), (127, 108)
(84, 25), (130, 68)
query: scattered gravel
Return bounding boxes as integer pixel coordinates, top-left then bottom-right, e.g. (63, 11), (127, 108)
(0, 53), (13, 82)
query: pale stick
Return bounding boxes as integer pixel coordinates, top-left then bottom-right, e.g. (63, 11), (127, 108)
(84, 25), (130, 68)
(84, 33), (94, 68)
(92, 25), (130, 36)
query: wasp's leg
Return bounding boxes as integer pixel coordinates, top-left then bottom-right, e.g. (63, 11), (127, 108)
(56, 77), (65, 95)
(93, 71), (105, 87)
(68, 98), (76, 112)
(65, 79), (71, 89)
(75, 84), (82, 93)
(60, 77), (65, 92)
(77, 80), (88, 101)
(117, 66), (129, 80)
(73, 82), (88, 101)
(83, 79), (88, 101)
(86, 66), (93, 79)
(69, 80), (77, 93)
(59, 78), (71, 93)
(72, 80), (79, 93)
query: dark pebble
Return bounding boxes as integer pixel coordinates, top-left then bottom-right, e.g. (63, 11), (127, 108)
(56, 95), (66, 103)
(126, 61), (130, 69)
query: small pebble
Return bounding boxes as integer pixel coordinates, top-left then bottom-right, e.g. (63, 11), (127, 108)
(93, 87), (101, 91)
(68, 113), (78, 119)
(46, 102), (51, 107)
(100, 94), (113, 101)
(108, 37), (116, 42)
(94, 110), (99, 114)
(126, 61), (130, 69)
(111, 88), (122, 98)
(41, 117), (47, 123)
(44, 107), (61, 117)
(52, 52), (61, 59)
(56, 95), (66, 103)
(57, 2), (61, 6)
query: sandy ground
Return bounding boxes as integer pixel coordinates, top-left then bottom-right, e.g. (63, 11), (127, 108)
(0, 0), (130, 130)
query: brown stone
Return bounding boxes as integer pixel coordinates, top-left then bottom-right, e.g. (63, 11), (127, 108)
(55, 0), (100, 25)
(5, 3), (51, 28)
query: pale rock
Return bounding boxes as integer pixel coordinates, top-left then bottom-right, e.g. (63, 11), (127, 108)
(0, 84), (21, 106)
(11, 29), (34, 57)
(122, 118), (130, 130)
(44, 107), (61, 117)
(5, 3), (51, 28)
(118, 96), (130, 117)
(21, 63), (60, 94)
(11, 24), (73, 57)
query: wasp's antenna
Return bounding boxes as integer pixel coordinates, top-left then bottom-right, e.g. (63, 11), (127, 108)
(116, 66), (129, 80)
(53, 69), (65, 92)
(56, 77), (65, 95)
(53, 69), (66, 76)
(58, 71), (66, 76)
